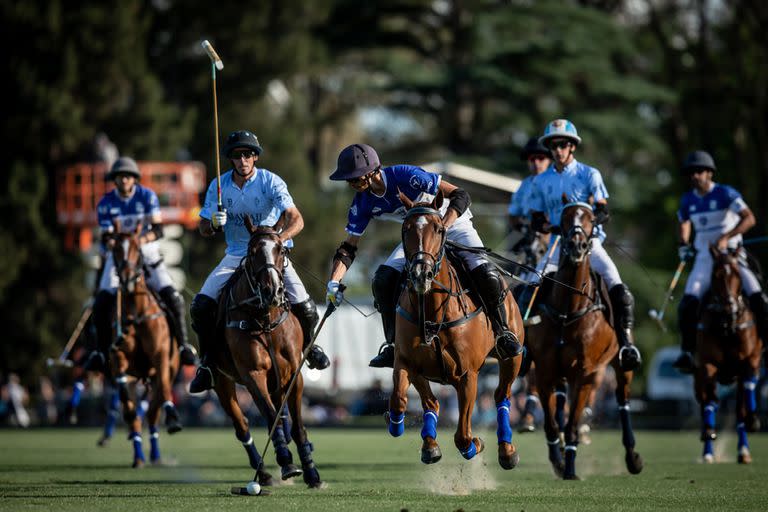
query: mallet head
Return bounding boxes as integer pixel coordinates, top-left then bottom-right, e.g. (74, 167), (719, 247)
(201, 40), (224, 70)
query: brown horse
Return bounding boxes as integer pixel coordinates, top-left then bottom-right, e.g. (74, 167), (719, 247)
(694, 246), (763, 464)
(109, 224), (182, 468)
(208, 219), (322, 488)
(386, 192), (524, 469)
(526, 201), (642, 479)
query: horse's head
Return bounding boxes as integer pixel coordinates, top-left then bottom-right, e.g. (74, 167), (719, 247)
(243, 216), (286, 309)
(400, 190), (447, 294)
(559, 197), (595, 265)
(111, 221), (144, 294)
(709, 245), (743, 322)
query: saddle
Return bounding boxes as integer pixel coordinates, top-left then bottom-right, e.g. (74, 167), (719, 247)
(532, 270), (613, 328)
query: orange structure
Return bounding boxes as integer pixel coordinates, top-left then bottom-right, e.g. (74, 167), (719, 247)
(56, 161), (207, 251)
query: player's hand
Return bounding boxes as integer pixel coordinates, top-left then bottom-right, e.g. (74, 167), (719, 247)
(326, 280), (344, 307)
(678, 244), (695, 262)
(211, 210), (227, 230)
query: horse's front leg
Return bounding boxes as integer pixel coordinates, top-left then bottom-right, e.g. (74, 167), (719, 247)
(561, 377), (595, 480)
(538, 382), (564, 477)
(694, 361), (719, 463)
(736, 370), (759, 464)
(610, 358), (643, 475)
(411, 375), (441, 464)
(495, 352), (521, 470)
(387, 367), (410, 437)
(284, 372), (322, 488)
(111, 349), (144, 468)
(454, 369), (483, 460)
(145, 326), (182, 435)
(213, 375), (273, 486)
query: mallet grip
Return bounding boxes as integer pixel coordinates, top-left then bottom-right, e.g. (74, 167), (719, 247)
(201, 40), (224, 70)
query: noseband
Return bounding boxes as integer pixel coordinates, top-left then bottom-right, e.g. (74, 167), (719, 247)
(402, 207), (446, 284)
(561, 202), (595, 262)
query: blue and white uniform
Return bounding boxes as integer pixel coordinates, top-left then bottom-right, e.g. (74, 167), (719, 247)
(678, 182), (761, 298)
(528, 159), (621, 287)
(507, 175), (536, 219)
(197, 168), (309, 302)
(345, 165), (486, 270)
(97, 185), (174, 291)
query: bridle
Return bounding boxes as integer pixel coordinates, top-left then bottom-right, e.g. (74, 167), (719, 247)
(114, 236), (145, 294)
(402, 206), (447, 292)
(560, 202), (596, 264)
(708, 250), (748, 331)
(230, 229), (287, 312)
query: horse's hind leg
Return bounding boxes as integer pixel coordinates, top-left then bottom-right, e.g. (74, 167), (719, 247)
(411, 376), (441, 465)
(214, 376), (273, 485)
(736, 373), (759, 464)
(612, 359), (643, 474)
(695, 363), (718, 463)
(495, 357), (521, 470)
(284, 373), (322, 488)
(454, 370), (484, 460)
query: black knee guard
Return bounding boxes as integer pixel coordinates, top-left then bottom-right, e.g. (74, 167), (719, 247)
(608, 283), (635, 330)
(470, 263), (510, 331)
(159, 286), (189, 346)
(291, 299), (319, 349)
(92, 290), (116, 353)
(190, 294), (218, 358)
(372, 265), (403, 346)
(678, 294), (700, 354)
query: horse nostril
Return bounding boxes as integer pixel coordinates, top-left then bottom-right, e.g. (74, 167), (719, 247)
(426, 270), (434, 280)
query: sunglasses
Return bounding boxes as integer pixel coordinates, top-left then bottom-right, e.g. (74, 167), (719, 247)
(549, 140), (573, 150)
(528, 155), (549, 162)
(347, 168), (379, 185)
(230, 150), (256, 159)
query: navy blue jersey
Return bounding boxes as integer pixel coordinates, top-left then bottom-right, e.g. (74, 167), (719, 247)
(96, 184), (161, 235)
(345, 165), (471, 236)
(678, 183), (747, 251)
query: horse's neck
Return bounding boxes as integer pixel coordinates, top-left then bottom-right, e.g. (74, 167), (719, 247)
(124, 280), (157, 315)
(555, 259), (592, 313)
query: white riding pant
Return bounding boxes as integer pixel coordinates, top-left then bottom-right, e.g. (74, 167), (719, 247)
(383, 220), (488, 272)
(198, 253), (310, 303)
(534, 237), (622, 289)
(683, 250), (762, 299)
(98, 241), (175, 292)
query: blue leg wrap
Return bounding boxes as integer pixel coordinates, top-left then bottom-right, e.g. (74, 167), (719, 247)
(149, 426), (160, 461)
(70, 379), (85, 408)
(547, 437), (562, 464)
(618, 403), (635, 449)
(138, 399), (149, 420)
(236, 432), (263, 470)
(737, 423), (749, 451)
(703, 439), (714, 457)
(745, 378), (757, 413)
(298, 441), (314, 466)
(421, 410), (438, 440)
(388, 410), (405, 437)
(460, 440), (477, 460)
(703, 402), (717, 430)
(103, 390), (120, 439)
(131, 431), (145, 462)
(496, 398), (512, 444)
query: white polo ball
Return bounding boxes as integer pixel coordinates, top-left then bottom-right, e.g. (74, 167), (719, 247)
(246, 481), (261, 495)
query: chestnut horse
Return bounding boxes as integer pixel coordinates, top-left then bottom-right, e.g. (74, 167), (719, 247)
(386, 192), (524, 469)
(208, 219), (322, 488)
(109, 225), (182, 468)
(694, 247), (763, 464)
(526, 202), (642, 479)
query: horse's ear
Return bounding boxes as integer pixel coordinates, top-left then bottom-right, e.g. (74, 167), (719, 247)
(399, 189), (414, 210)
(244, 215), (255, 233)
(432, 189), (444, 210)
(561, 193), (569, 205)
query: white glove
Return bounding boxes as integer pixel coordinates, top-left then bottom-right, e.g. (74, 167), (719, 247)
(326, 280), (343, 306)
(211, 210), (227, 230)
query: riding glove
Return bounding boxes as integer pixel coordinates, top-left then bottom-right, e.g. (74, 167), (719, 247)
(678, 244), (695, 262)
(326, 280), (343, 306)
(211, 210), (227, 230)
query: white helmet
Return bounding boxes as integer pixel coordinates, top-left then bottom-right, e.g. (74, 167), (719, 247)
(539, 119), (582, 146)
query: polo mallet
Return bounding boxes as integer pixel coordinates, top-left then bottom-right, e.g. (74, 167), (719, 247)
(648, 260), (687, 332)
(46, 305), (93, 368)
(201, 39), (224, 212)
(261, 293), (343, 458)
(523, 234), (560, 323)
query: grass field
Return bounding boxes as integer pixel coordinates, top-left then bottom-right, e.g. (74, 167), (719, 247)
(1, 427), (766, 511)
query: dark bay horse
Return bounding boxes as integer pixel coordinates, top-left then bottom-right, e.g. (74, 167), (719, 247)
(526, 202), (642, 479)
(109, 224), (182, 467)
(695, 247), (763, 464)
(386, 192), (524, 469)
(208, 219), (322, 488)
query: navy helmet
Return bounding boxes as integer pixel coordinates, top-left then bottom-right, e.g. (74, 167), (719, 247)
(329, 144), (381, 181)
(520, 137), (551, 161)
(222, 130), (263, 158)
(681, 150), (716, 174)
(106, 156), (140, 181)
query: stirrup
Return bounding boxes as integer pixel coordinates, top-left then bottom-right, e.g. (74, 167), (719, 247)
(306, 346), (330, 370)
(179, 344), (198, 366)
(369, 343), (395, 368)
(618, 345), (642, 371)
(495, 332), (523, 360)
(189, 365), (214, 394)
(82, 351), (106, 372)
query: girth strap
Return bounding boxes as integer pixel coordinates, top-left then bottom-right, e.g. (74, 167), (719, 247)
(227, 309), (290, 334)
(538, 302), (605, 327)
(396, 304), (484, 332)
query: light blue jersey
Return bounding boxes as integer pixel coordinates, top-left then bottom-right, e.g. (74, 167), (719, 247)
(507, 175), (536, 218)
(528, 159), (609, 240)
(200, 168), (295, 257)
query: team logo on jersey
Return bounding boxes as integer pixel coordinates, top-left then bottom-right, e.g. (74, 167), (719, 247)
(371, 207), (382, 214)
(110, 208), (120, 215)
(690, 205), (696, 212)
(409, 175), (429, 191)
(227, 198), (233, 207)
(135, 203), (144, 214)
(350, 205), (358, 216)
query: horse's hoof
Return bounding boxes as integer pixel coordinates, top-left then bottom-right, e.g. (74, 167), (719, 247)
(281, 464), (303, 480)
(738, 453), (752, 465)
(132, 459), (145, 469)
(256, 470), (274, 487)
(303, 466), (323, 488)
(474, 437), (485, 455)
(552, 461), (565, 478)
(626, 451), (643, 474)
(421, 446), (442, 464)
(96, 436), (110, 447)
(703, 453), (714, 464)
(563, 473), (581, 481)
(498, 444), (519, 470)
(166, 422), (182, 435)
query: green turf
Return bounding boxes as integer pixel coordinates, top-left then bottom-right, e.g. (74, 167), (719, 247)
(0, 427), (766, 511)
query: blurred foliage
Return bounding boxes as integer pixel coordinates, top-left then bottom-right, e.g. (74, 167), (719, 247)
(1, 0), (766, 389)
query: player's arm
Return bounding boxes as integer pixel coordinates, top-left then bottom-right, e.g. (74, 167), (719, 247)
(329, 235), (360, 282)
(274, 207), (304, 243)
(718, 208), (755, 249)
(140, 212), (164, 245)
(438, 180), (470, 228)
